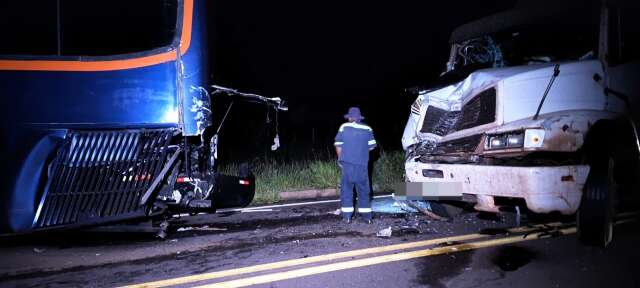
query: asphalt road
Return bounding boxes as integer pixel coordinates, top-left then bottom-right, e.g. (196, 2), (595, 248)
(0, 197), (639, 288)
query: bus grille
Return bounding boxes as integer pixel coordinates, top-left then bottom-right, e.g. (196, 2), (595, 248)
(33, 128), (175, 228)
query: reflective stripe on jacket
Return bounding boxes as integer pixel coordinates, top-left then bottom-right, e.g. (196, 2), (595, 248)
(334, 121), (376, 166)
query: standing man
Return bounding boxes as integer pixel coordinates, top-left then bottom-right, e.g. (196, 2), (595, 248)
(334, 107), (377, 224)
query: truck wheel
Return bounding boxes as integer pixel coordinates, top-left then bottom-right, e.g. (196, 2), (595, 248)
(577, 157), (615, 247)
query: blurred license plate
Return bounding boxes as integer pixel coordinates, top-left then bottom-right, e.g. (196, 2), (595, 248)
(394, 182), (462, 200)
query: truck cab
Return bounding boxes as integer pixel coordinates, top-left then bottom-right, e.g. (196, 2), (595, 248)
(401, 0), (639, 246)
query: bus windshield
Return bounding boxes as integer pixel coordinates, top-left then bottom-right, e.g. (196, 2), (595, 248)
(0, 0), (178, 57)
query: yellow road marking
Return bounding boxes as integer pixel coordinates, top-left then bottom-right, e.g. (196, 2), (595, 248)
(122, 222), (566, 288)
(195, 227), (577, 288)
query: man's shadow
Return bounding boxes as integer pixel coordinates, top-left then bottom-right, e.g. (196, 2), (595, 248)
(352, 147), (381, 202)
(368, 146), (381, 201)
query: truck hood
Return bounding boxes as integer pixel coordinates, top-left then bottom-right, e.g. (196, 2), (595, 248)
(401, 60), (603, 149)
(419, 63), (559, 110)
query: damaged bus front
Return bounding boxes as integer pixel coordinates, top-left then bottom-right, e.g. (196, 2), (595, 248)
(401, 0), (640, 246)
(0, 0), (282, 233)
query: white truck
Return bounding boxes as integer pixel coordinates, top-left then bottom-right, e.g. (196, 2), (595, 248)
(401, 0), (639, 246)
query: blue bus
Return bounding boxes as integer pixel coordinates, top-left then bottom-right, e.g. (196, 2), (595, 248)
(0, 0), (257, 233)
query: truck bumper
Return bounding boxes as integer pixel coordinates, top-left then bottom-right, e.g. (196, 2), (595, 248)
(404, 161), (590, 214)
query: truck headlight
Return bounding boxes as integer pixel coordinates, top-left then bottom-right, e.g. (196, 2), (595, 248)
(488, 135), (506, 149)
(524, 129), (545, 148)
(487, 131), (524, 150)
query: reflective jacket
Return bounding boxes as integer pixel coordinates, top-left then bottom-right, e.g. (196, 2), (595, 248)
(334, 121), (377, 166)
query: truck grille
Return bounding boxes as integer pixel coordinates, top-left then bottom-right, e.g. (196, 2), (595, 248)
(432, 134), (484, 154)
(456, 88), (496, 130)
(33, 128), (176, 228)
(420, 87), (496, 136)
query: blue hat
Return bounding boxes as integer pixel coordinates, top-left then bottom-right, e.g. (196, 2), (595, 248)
(344, 107), (365, 120)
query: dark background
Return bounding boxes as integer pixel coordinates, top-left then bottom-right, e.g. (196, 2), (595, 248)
(206, 1), (516, 162)
(0, 0), (518, 162)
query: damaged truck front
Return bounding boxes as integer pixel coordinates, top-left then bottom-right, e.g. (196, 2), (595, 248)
(0, 0), (285, 234)
(401, 0), (640, 246)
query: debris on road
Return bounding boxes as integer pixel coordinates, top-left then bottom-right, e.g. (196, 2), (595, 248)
(398, 226), (421, 235)
(32, 248), (45, 253)
(176, 225), (227, 232)
(197, 225), (228, 231)
(376, 225), (422, 238)
(377, 226), (393, 238)
(157, 221), (170, 239)
(329, 209), (341, 216)
(401, 200), (448, 221)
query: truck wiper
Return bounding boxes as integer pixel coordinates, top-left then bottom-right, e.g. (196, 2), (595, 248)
(533, 64), (560, 120)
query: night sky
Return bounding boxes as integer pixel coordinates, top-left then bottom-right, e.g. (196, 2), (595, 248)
(0, 0), (518, 161)
(206, 1), (515, 160)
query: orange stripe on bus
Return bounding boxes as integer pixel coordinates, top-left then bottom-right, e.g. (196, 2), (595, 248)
(179, 0), (193, 56)
(0, 0), (194, 72)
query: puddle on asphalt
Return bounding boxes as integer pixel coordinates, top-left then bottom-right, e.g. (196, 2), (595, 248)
(415, 250), (475, 288)
(491, 246), (537, 272)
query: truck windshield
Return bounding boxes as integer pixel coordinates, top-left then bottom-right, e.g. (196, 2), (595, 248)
(445, 2), (600, 74)
(450, 25), (598, 72)
(0, 0), (178, 56)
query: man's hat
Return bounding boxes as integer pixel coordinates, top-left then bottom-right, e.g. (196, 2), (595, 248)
(344, 107), (365, 120)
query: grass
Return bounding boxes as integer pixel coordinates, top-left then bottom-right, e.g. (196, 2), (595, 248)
(219, 150), (405, 204)
(371, 150), (405, 193)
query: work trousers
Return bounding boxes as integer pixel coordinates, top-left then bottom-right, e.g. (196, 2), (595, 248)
(340, 162), (372, 220)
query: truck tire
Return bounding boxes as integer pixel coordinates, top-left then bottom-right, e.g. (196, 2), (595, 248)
(577, 157), (615, 247)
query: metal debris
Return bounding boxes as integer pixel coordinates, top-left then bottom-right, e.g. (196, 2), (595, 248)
(398, 226), (421, 235)
(401, 200), (448, 221)
(328, 209), (341, 216)
(377, 226), (393, 238)
(196, 225), (228, 231)
(157, 220), (170, 239)
(176, 225), (227, 232)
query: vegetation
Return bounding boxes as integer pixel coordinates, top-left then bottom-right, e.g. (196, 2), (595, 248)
(219, 150), (405, 204)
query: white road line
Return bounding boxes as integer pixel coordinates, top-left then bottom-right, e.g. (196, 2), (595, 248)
(220, 194), (393, 213)
(175, 195), (393, 217)
(240, 209), (275, 213)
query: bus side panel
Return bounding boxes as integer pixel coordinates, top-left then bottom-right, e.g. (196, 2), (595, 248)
(180, 0), (210, 136)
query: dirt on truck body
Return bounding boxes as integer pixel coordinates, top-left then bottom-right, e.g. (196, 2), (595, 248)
(401, 0), (640, 246)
